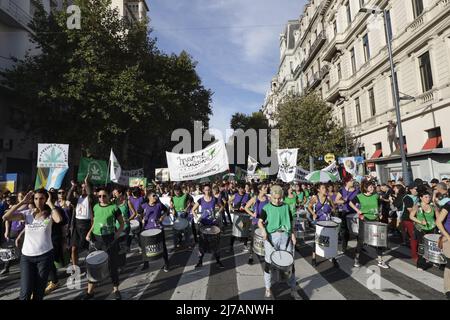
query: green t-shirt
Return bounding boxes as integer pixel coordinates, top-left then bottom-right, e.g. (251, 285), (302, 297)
(295, 191), (305, 203)
(116, 202), (130, 230)
(93, 203), (121, 236)
(354, 194), (379, 221)
(260, 203), (293, 234)
(416, 206), (436, 231)
(284, 196), (297, 215)
(172, 194), (188, 212)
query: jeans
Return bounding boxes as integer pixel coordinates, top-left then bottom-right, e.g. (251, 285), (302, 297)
(20, 250), (54, 300)
(263, 232), (296, 289)
(248, 224), (258, 258)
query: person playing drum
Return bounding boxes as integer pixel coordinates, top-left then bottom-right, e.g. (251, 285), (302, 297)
(435, 183), (450, 300)
(229, 184), (250, 253)
(84, 188), (124, 300)
(244, 183), (269, 265)
(192, 184), (224, 269)
(334, 175), (359, 253)
(410, 191), (438, 270)
(307, 183), (338, 267)
(258, 185), (300, 300)
(170, 185), (193, 250)
(349, 180), (389, 269)
(140, 191), (170, 272)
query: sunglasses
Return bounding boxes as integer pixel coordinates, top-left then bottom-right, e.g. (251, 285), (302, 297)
(58, 191), (65, 194)
(98, 194), (108, 198)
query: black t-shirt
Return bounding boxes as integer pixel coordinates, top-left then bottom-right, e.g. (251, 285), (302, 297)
(402, 196), (415, 221)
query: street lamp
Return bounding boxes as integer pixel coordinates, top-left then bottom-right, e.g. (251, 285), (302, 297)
(359, 7), (411, 185)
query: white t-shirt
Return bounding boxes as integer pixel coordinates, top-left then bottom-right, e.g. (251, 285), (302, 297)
(75, 195), (92, 220)
(21, 209), (53, 257)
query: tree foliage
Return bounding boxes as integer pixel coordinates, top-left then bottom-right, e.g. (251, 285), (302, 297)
(0, 0), (212, 171)
(230, 111), (269, 131)
(276, 93), (351, 168)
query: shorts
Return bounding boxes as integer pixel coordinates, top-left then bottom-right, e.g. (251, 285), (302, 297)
(70, 219), (91, 250)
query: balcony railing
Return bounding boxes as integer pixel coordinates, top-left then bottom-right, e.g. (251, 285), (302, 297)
(0, 0), (33, 30)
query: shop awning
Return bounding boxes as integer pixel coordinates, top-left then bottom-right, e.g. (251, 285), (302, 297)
(422, 136), (442, 150)
(370, 149), (383, 159)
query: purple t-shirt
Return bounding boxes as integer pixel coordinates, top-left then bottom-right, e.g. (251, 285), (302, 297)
(253, 197), (269, 225)
(232, 193), (249, 210)
(315, 196), (332, 221)
(141, 202), (166, 230)
(129, 196), (144, 220)
(339, 187), (359, 213)
(443, 202), (450, 234)
(197, 197), (219, 226)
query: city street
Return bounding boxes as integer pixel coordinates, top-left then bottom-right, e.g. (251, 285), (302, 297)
(0, 224), (445, 300)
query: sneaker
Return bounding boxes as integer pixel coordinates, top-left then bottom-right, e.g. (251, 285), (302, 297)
(248, 257), (254, 265)
(290, 288), (302, 300)
(264, 289), (273, 299)
(163, 266), (169, 273)
(45, 282), (58, 295)
(378, 260), (389, 269)
(82, 292), (95, 300)
(195, 261), (203, 268)
(242, 246), (250, 252)
(353, 259), (361, 268)
(113, 291), (122, 300)
(216, 261), (225, 269)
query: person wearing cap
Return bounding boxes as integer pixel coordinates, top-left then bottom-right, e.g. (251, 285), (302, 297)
(401, 182), (420, 262)
(258, 185), (300, 300)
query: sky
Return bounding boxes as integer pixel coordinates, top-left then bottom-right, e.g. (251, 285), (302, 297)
(148, 0), (306, 137)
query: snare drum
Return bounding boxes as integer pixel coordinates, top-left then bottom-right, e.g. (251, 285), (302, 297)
(423, 234), (447, 265)
(130, 220), (140, 235)
(140, 229), (164, 261)
(253, 228), (265, 256)
(270, 250), (294, 280)
(0, 248), (18, 262)
(346, 213), (359, 235)
(86, 250), (109, 283)
(173, 218), (189, 232)
(200, 225), (221, 253)
(363, 221), (388, 248)
(315, 221), (338, 258)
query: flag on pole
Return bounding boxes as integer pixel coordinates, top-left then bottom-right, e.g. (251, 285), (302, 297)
(35, 167), (50, 189)
(321, 161), (341, 180)
(109, 149), (121, 183)
(277, 149), (298, 183)
(45, 167), (68, 189)
(77, 157), (108, 185)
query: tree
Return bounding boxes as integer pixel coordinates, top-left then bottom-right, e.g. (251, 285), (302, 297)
(0, 0), (212, 174)
(276, 93), (351, 168)
(230, 111), (269, 130)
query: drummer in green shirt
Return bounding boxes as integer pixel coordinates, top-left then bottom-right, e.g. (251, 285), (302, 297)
(410, 191), (438, 270)
(84, 187), (124, 300)
(170, 185), (193, 249)
(349, 180), (389, 269)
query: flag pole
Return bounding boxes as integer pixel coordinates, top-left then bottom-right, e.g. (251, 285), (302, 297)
(105, 148), (111, 187)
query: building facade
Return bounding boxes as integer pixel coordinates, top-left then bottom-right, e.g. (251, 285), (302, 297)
(0, 0), (149, 190)
(262, 0), (450, 182)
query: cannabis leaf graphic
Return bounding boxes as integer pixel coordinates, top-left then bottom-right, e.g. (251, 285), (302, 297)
(208, 148), (216, 156)
(43, 147), (63, 163)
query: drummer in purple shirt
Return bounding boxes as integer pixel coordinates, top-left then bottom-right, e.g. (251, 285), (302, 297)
(191, 184), (224, 269)
(140, 191), (170, 272)
(229, 184), (250, 252)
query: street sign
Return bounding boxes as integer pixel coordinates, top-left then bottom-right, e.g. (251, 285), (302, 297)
(324, 153), (335, 164)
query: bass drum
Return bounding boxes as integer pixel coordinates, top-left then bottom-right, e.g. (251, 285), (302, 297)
(140, 229), (164, 261)
(86, 250), (109, 283)
(363, 221), (388, 248)
(232, 213), (251, 238)
(423, 234), (447, 265)
(252, 228), (265, 256)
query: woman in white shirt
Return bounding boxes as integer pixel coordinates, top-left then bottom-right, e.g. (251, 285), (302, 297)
(2, 189), (62, 300)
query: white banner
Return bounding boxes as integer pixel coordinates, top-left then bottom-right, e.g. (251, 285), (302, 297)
(155, 168), (170, 182)
(277, 149), (298, 183)
(295, 166), (310, 181)
(166, 140), (229, 182)
(37, 144), (69, 168)
(321, 161), (341, 180)
(109, 149), (122, 183)
(342, 157), (357, 176)
(118, 168), (144, 186)
(246, 155), (258, 176)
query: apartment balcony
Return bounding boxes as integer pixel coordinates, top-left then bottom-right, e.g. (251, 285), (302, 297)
(320, 0), (332, 15)
(0, 0), (33, 31)
(304, 31), (326, 67)
(322, 33), (344, 62)
(306, 66), (329, 92)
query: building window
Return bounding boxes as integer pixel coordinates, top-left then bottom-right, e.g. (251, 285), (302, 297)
(350, 48), (356, 74)
(363, 34), (370, 62)
(423, 127), (443, 150)
(355, 98), (362, 123)
(337, 63), (342, 80)
(374, 142), (382, 150)
(346, 3), (352, 25)
(326, 80), (330, 90)
(369, 88), (376, 116)
(412, 0), (424, 18)
(385, 10), (393, 41)
(333, 20), (338, 35)
(342, 107), (346, 126)
(419, 51), (433, 92)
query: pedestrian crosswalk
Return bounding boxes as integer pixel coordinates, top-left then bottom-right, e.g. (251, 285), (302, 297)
(0, 225), (446, 300)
